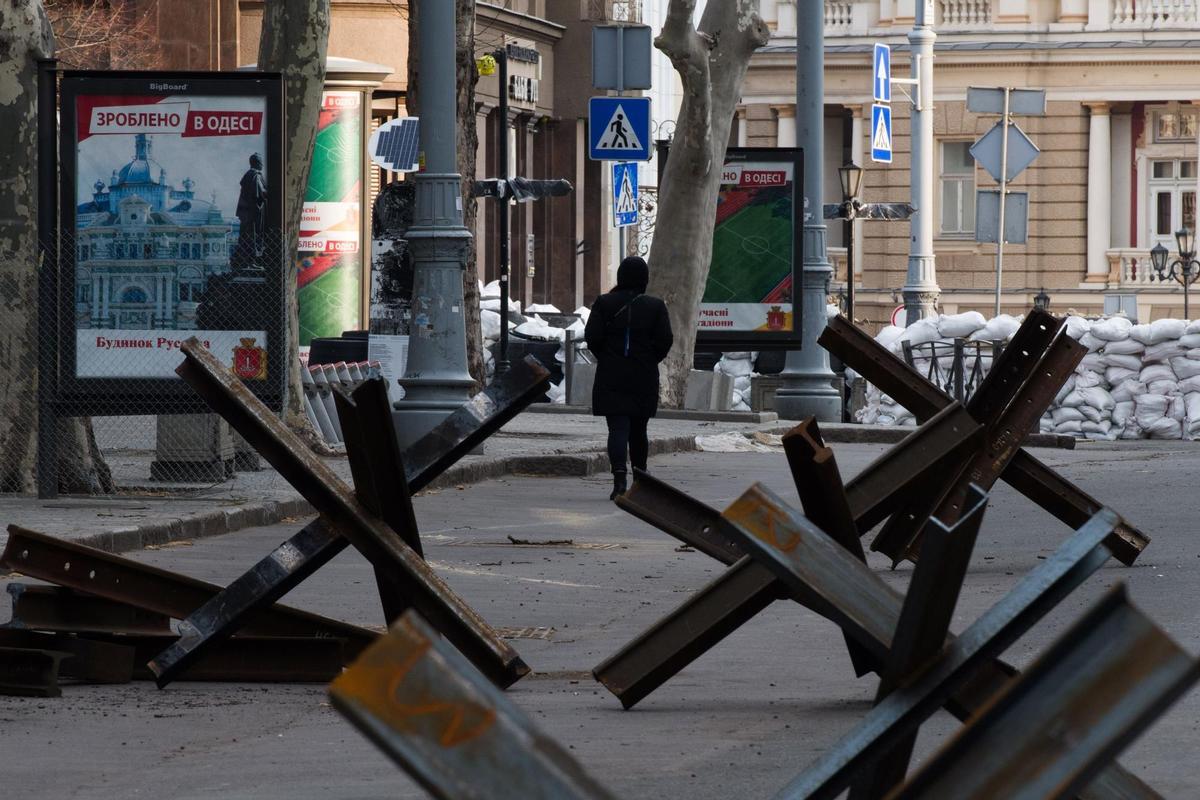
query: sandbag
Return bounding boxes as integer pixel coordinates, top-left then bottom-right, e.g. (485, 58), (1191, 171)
(1054, 420), (1083, 434)
(1084, 429), (1120, 441)
(1059, 390), (1087, 408)
(1188, 349), (1200, 361)
(1169, 393), (1187, 421)
(1180, 375), (1200, 394)
(1078, 332), (1105, 353)
(1170, 356), (1200, 380)
(938, 311), (987, 338)
(1145, 417), (1183, 439)
(1186, 392), (1200, 426)
(1128, 324), (1154, 345)
(1052, 407), (1085, 424)
(1064, 315), (1091, 340)
(1113, 400), (1134, 426)
(1077, 385), (1116, 411)
(969, 314), (1022, 342)
(716, 358), (753, 378)
(1101, 338), (1145, 356)
(1078, 405), (1104, 423)
(1151, 318), (1187, 343)
(1148, 379), (1179, 395)
(1111, 379), (1145, 403)
(1105, 366), (1139, 386)
(526, 303), (561, 314)
(480, 309), (504, 340)
(1140, 363), (1176, 383)
(1081, 419), (1112, 435)
(1075, 370), (1104, 389)
(1187, 319), (1200, 335)
(1120, 421), (1143, 439)
(876, 325), (905, 351)
(1055, 374), (1078, 405)
(898, 317), (941, 346)
(1078, 353), (1106, 373)
(1103, 353), (1143, 371)
(1135, 393), (1170, 427)
(1144, 340), (1186, 362)
(1179, 333), (1200, 349)
(1090, 316), (1133, 341)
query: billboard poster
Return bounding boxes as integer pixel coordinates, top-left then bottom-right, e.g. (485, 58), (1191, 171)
(696, 148), (803, 350)
(59, 72), (285, 413)
(298, 90), (364, 345)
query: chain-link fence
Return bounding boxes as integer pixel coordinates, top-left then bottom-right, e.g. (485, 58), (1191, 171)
(27, 227), (292, 497)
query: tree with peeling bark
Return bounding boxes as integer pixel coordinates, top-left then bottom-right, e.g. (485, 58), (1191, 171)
(405, 0), (486, 388)
(256, 0), (331, 447)
(0, 0), (114, 494)
(647, 0), (769, 406)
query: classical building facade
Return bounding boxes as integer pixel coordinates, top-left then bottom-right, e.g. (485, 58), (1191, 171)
(76, 134), (234, 330)
(742, 0), (1200, 329)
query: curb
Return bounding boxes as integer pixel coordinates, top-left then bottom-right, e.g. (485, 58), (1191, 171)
(80, 434), (701, 555)
(765, 423), (1076, 449)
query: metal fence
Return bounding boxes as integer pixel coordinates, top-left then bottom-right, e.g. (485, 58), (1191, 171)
(900, 338), (1006, 405)
(23, 229), (291, 496)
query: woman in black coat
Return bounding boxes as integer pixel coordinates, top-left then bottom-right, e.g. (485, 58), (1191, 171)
(584, 256), (674, 499)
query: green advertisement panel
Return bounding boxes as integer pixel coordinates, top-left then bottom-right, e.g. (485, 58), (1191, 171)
(297, 90), (363, 345)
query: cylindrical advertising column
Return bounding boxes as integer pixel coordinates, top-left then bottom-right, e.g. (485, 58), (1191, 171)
(296, 58), (390, 345)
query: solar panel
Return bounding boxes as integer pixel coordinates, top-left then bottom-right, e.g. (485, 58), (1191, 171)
(369, 117), (420, 173)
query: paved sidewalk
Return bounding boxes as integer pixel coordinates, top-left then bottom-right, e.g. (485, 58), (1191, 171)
(0, 412), (775, 555)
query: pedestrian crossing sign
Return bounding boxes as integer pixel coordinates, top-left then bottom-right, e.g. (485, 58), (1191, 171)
(612, 162), (638, 227)
(871, 103), (893, 164)
(589, 96), (652, 161)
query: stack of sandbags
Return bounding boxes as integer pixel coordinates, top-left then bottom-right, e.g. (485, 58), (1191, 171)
(715, 352), (756, 412)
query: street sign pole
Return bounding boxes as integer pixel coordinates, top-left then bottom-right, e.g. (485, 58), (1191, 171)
(995, 88), (1011, 317)
(903, 0), (939, 326)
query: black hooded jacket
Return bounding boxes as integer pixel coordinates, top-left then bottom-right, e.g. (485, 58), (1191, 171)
(584, 257), (673, 417)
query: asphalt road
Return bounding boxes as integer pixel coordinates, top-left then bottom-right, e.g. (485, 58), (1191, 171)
(2, 441), (1200, 799)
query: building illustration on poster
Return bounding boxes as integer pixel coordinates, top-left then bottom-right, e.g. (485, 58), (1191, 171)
(69, 83), (277, 382)
(698, 159), (797, 340)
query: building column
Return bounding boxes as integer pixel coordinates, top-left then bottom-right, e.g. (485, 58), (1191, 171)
(773, 104), (797, 147)
(165, 274), (174, 324)
(1086, 101), (1112, 280)
(736, 107), (748, 148)
(851, 105), (865, 279)
(100, 275), (109, 323)
(91, 275), (100, 320)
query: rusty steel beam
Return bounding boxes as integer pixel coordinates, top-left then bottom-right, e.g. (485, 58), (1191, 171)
(120, 635), (344, 682)
(5, 583), (173, 636)
(874, 329), (1086, 563)
(0, 629), (135, 684)
(158, 340), (540, 690)
(720, 487), (1157, 800)
(330, 611), (617, 800)
(887, 586), (1197, 800)
(0, 647), (69, 697)
(820, 315), (1150, 565)
(595, 403), (982, 708)
(0, 525), (375, 654)
(849, 486), (989, 799)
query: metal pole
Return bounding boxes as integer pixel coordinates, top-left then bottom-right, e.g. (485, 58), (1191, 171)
(564, 330), (575, 406)
(903, 0), (939, 326)
(37, 58), (59, 500)
(391, 0), (475, 449)
(994, 87), (1011, 318)
(774, 3), (841, 422)
(496, 47), (511, 377)
(846, 210), (855, 323)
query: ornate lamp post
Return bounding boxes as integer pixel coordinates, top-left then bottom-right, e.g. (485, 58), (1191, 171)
(1033, 287), (1050, 311)
(837, 160), (864, 324)
(1150, 228), (1200, 319)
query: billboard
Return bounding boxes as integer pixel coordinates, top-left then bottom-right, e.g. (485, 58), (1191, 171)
(59, 71), (285, 413)
(697, 148), (803, 349)
(298, 90), (364, 345)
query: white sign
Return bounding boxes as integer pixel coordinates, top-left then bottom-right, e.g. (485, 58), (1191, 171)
(612, 162), (638, 227)
(367, 334), (409, 402)
(873, 44), (891, 103)
(76, 329), (266, 378)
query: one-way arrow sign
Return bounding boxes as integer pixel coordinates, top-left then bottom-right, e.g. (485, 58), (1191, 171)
(873, 43), (891, 103)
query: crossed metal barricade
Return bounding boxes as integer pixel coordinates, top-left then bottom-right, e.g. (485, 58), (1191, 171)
(325, 311), (1193, 800)
(0, 339), (552, 694)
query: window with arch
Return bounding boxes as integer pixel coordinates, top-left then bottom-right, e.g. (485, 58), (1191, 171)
(120, 286), (148, 304)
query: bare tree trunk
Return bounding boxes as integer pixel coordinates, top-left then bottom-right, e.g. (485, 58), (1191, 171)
(647, 0), (768, 407)
(0, 0), (54, 493)
(408, 0), (485, 389)
(257, 0), (331, 449)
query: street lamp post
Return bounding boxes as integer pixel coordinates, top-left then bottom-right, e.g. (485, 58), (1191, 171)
(837, 160), (864, 324)
(1150, 228), (1200, 320)
(1033, 287), (1050, 311)
(391, 0), (475, 449)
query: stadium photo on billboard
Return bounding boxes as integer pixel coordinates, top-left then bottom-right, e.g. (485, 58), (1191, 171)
(697, 148), (802, 349)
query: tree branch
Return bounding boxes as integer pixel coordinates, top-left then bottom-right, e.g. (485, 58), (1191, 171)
(656, 0), (714, 175)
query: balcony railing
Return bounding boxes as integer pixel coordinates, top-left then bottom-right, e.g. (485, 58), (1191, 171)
(940, 0), (992, 27)
(825, 1), (854, 34)
(1110, 248), (1159, 287)
(1112, 0), (1199, 27)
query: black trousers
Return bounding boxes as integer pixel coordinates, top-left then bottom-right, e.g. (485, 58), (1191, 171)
(606, 415), (649, 474)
